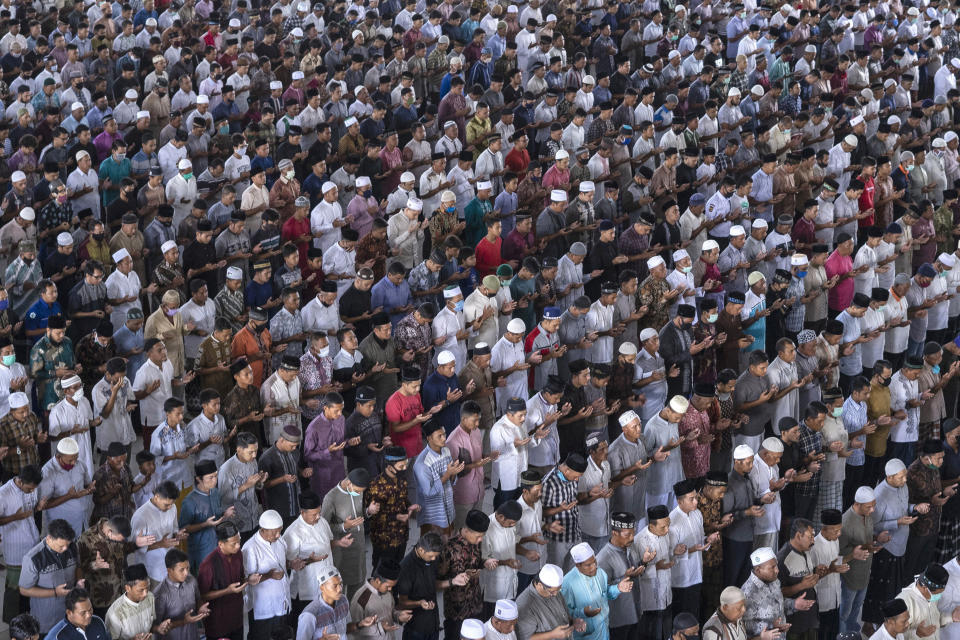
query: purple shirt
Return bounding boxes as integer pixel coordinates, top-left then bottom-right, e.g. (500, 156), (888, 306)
(446, 425), (483, 506)
(304, 412), (347, 498)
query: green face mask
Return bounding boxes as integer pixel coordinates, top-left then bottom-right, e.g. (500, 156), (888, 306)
(183, 172), (194, 180)
(1, 354), (14, 366)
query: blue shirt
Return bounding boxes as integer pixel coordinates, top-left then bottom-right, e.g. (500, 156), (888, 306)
(302, 173), (327, 207)
(842, 396), (868, 466)
(251, 155), (276, 189)
(114, 325), (145, 378)
(421, 371), (462, 434)
(25, 299), (62, 342)
(245, 279), (274, 312)
(370, 277), (413, 326)
(179, 486), (224, 569)
(750, 168), (774, 223)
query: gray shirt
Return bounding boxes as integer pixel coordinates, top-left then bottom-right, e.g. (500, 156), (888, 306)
(722, 469), (760, 542)
(873, 479), (911, 557)
(609, 434), (648, 518)
(19, 538), (79, 633)
(515, 584), (570, 640)
(596, 542), (641, 628)
(642, 414), (684, 497)
(734, 370), (773, 437)
(219, 454), (262, 533)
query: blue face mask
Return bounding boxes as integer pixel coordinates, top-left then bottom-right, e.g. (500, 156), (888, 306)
(219, 125), (229, 134)
(454, 300), (464, 313)
(933, 364), (941, 374)
(348, 490), (360, 497)
(931, 592), (943, 603)
(363, 189), (372, 198)
(446, 206), (456, 213)
(557, 470), (569, 482)
(623, 137), (632, 146)
(797, 270), (807, 278)
(832, 407), (843, 418)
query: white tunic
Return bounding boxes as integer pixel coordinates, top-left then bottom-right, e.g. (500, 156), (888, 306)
(492, 336), (527, 414)
(322, 243), (358, 300)
(668, 506), (704, 588)
(130, 498), (179, 581)
(490, 414), (529, 492)
(432, 306), (470, 373)
(633, 526), (673, 611)
(481, 514), (520, 602)
(49, 397), (95, 478)
(311, 200), (343, 253)
(281, 515), (336, 601)
(585, 300), (614, 364)
(105, 269), (143, 330)
(179, 299), (217, 360)
(242, 531), (292, 620)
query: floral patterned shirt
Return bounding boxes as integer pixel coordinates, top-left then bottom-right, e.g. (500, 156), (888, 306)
(438, 533), (484, 621)
(364, 471), (410, 551)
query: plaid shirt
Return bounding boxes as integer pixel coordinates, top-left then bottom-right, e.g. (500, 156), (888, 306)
(542, 464), (580, 543)
(785, 275), (807, 333)
(795, 422), (823, 496)
(0, 411), (41, 474)
(729, 70), (750, 95)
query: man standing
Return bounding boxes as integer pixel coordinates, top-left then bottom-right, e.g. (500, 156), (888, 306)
(561, 542), (634, 640)
(241, 509), (291, 638)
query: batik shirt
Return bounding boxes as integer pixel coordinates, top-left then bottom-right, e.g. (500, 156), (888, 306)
(30, 335), (75, 410)
(394, 314), (432, 375)
(214, 287), (246, 331)
(364, 471), (410, 551)
(698, 494), (725, 568)
(438, 533), (484, 621)
(223, 385), (262, 441)
(299, 350), (334, 422)
(91, 462), (135, 521)
(741, 572), (793, 637)
(638, 275), (673, 331)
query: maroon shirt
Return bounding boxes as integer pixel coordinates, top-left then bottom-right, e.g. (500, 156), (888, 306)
(197, 547), (245, 638)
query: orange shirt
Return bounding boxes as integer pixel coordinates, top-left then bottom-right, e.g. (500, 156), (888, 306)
(230, 325), (273, 386)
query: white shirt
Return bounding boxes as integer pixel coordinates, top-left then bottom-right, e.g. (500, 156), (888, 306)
(432, 305), (469, 373)
(242, 531), (292, 620)
(481, 514), (520, 601)
(490, 414), (528, 492)
(179, 299), (217, 359)
(106, 268), (143, 330)
(48, 396), (95, 477)
(158, 142), (187, 182)
(311, 199), (343, 253)
(131, 499), (179, 581)
(322, 242), (357, 299)
(585, 300), (614, 364)
(132, 358), (174, 426)
(67, 167), (101, 220)
(668, 505), (704, 588)
(282, 514), (336, 600)
(492, 336), (527, 414)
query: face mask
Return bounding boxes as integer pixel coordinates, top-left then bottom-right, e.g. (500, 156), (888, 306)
(446, 206), (456, 213)
(454, 300), (464, 313)
(183, 172), (193, 180)
(286, 170), (296, 180)
(72, 389), (84, 402)
(238, 145), (247, 155)
(623, 137), (632, 146)
(0, 299), (8, 312)
(920, 280), (931, 288)
(114, 153), (126, 161)
(317, 345), (330, 357)
(940, 271), (948, 278)
(881, 376), (892, 387)
(22, 257), (33, 264)
(682, 266), (692, 273)
(347, 489), (360, 496)
(56, 195), (67, 204)
(557, 470), (569, 482)
(165, 306), (179, 317)
(60, 461), (75, 471)
(931, 592), (944, 603)
(501, 278), (512, 287)
(1, 355), (13, 366)
(707, 313), (718, 323)
(783, 128), (791, 135)
(797, 270), (808, 278)
(718, 391), (731, 401)
(933, 364), (941, 374)
(219, 125), (230, 134)
(907, 164), (915, 172)
(832, 407), (843, 418)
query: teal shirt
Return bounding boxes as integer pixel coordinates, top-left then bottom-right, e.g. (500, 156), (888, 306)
(561, 566), (622, 640)
(98, 157), (131, 208)
(463, 197), (493, 248)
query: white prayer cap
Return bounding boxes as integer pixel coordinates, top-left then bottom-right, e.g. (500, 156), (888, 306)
(647, 255), (665, 270)
(75, 150), (89, 162)
(344, 116), (359, 127)
(136, 110), (150, 120)
(939, 252), (957, 267)
(437, 350), (456, 365)
(887, 115), (901, 125)
(10, 171), (25, 182)
(322, 181), (338, 194)
(546, 13), (557, 21)
(71, 101), (84, 111)
(550, 189), (567, 203)
(292, 71), (305, 80)
(618, 410), (639, 427)
(8, 392), (28, 409)
(62, 375), (82, 388)
(406, 197), (423, 211)
(884, 78), (897, 89)
(639, 327), (658, 341)
(196, 94), (209, 104)
(494, 600), (518, 621)
(443, 120), (457, 129)
(790, 253), (809, 266)
(461, 620), (485, 640)
(669, 395), (689, 414)
(441, 190), (456, 202)
(352, 29), (364, 40)
(885, 458), (907, 476)
(729, 225), (745, 236)
(57, 232), (74, 247)
(672, 249), (689, 262)
(356, 176), (371, 187)
(400, 171), (416, 183)
(226, 266), (243, 280)
(146, 17), (157, 25)
(934, 137), (948, 148)
(668, 50), (681, 60)
(112, 248), (131, 263)
(752, 218), (768, 229)
(728, 87), (741, 97)
(855, 486), (876, 503)
(843, 134), (858, 147)
(555, 149), (569, 160)
(702, 239), (719, 251)
(570, 542), (594, 563)
(507, 318), (526, 334)
(733, 444), (754, 460)
(317, 566), (340, 585)
(507, 5), (517, 12)
(761, 437), (783, 453)
(291, 27), (304, 37)
(582, 75), (595, 85)
(952, 57), (960, 68)
(161, 240), (177, 253)
(804, 44), (817, 54)
(908, 6), (920, 15)
(178, 158), (192, 170)
(750, 547), (776, 566)
(751, 85), (764, 96)
(849, 115), (864, 126)
(538, 564), (563, 588)
(259, 509), (284, 529)
(228, 17), (241, 27)
(442, 287), (462, 300)
(477, 180), (493, 191)
(124, 88), (137, 100)
(19, 207), (34, 221)
(57, 437), (80, 455)
(269, 81), (283, 90)
(618, 342), (638, 356)
(748, 271), (765, 286)
(947, 132), (959, 143)
(579, 181), (595, 193)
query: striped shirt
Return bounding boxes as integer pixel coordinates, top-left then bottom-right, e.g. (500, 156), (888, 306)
(542, 465), (580, 543)
(413, 445), (455, 528)
(105, 593), (155, 640)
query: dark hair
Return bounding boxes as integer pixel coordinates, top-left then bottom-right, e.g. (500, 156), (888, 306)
(65, 587), (90, 611)
(790, 517), (814, 538)
(18, 464), (41, 486)
(107, 515), (132, 539)
(236, 431), (258, 448)
(417, 532), (443, 552)
(748, 351), (768, 366)
(48, 518), (76, 541)
(9, 613), (40, 640)
(199, 388), (220, 404)
(805, 402), (827, 419)
(164, 397), (185, 412)
(874, 359), (893, 376)
(156, 480), (180, 500)
(851, 376), (871, 393)
(164, 548), (188, 568)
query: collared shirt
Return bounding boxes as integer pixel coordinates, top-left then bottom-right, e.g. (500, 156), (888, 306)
(131, 498), (179, 581)
(105, 593), (156, 640)
(154, 576), (203, 640)
(149, 421), (190, 489)
(242, 531), (291, 620)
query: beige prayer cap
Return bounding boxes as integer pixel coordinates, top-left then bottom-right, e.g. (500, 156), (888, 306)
(720, 586), (745, 605)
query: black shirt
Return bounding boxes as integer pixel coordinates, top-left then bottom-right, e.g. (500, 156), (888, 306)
(182, 239), (220, 293)
(339, 284), (373, 341)
(559, 382), (589, 459)
(44, 250), (79, 302)
(397, 551), (440, 634)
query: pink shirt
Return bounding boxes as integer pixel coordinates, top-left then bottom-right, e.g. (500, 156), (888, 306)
(446, 425), (483, 506)
(825, 250), (853, 312)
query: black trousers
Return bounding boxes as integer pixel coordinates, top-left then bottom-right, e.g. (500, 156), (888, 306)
(723, 538), (752, 589)
(672, 584), (701, 620)
(884, 351), (905, 372)
(611, 624), (642, 640)
(863, 455), (886, 490)
(842, 464), (865, 511)
(818, 608), (839, 640)
(372, 545), (406, 569)
(639, 607), (672, 640)
(904, 532), (938, 584)
(248, 613), (289, 640)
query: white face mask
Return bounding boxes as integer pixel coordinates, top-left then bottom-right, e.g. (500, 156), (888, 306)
(72, 389), (84, 402)
(317, 345), (330, 357)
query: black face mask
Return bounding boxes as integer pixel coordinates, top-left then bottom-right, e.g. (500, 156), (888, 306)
(880, 376), (892, 387)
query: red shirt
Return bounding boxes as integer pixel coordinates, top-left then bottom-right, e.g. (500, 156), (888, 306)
(858, 175), (875, 227)
(505, 148), (530, 180)
(386, 390), (424, 457)
(282, 215), (312, 271)
(825, 249), (854, 311)
(475, 236), (502, 276)
(791, 217), (817, 248)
